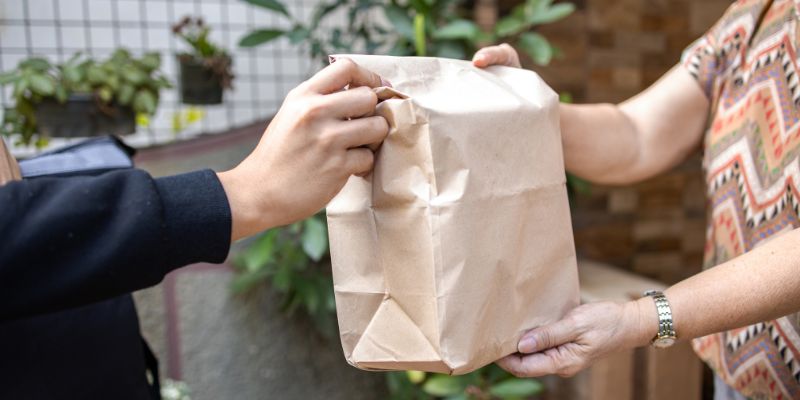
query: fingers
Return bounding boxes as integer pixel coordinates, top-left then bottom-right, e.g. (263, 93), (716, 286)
(323, 86), (379, 119)
(472, 43), (520, 68)
(498, 347), (585, 378)
(518, 317), (579, 353)
(497, 352), (559, 378)
(333, 116), (389, 149)
(305, 58), (388, 94)
(345, 147), (375, 176)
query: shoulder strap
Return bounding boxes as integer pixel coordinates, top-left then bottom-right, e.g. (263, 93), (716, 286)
(0, 138), (22, 185)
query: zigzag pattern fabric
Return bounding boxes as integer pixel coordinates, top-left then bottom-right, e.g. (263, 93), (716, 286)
(682, 0), (800, 398)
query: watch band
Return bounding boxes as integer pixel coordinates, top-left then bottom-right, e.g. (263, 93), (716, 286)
(643, 290), (677, 347)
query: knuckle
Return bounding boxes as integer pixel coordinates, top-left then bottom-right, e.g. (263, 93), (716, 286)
(372, 116), (389, 134)
(538, 329), (554, 348)
(317, 127), (339, 149)
(353, 86), (378, 106)
(336, 58), (357, 72)
(298, 98), (327, 121)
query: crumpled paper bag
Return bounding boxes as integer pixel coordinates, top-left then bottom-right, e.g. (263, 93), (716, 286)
(326, 55), (579, 375)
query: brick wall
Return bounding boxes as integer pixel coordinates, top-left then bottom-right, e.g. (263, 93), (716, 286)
(511, 0), (733, 284)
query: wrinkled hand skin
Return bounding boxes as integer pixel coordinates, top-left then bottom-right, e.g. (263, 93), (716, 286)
(218, 59), (391, 242)
(497, 299), (656, 378)
(472, 43), (523, 69)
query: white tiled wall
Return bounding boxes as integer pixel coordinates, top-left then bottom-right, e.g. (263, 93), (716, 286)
(0, 0), (329, 157)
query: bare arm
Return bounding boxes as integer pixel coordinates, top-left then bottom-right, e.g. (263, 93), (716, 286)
(497, 227), (800, 377)
(474, 46), (710, 185)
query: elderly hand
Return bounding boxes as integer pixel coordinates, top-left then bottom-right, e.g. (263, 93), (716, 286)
(497, 300), (656, 378)
(472, 43), (522, 69)
(218, 58), (390, 241)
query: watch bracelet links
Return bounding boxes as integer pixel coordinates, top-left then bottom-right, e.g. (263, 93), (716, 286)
(651, 294), (676, 339)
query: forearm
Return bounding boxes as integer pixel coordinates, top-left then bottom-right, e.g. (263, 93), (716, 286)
(0, 169), (231, 321)
(628, 229), (800, 346)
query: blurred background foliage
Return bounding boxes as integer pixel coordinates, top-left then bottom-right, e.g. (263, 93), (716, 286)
(240, 0), (573, 65)
(233, 0), (574, 398)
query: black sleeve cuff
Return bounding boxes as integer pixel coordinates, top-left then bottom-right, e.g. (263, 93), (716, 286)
(153, 169), (232, 268)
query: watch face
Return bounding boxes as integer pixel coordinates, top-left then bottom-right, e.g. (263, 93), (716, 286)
(653, 337), (676, 348)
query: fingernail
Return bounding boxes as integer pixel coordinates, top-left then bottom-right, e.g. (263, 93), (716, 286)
(380, 77), (393, 88)
(518, 336), (537, 353)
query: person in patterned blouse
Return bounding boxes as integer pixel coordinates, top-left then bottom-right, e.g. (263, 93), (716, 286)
(473, 1), (800, 399)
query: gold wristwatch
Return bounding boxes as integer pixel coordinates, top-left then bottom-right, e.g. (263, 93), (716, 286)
(643, 290), (677, 348)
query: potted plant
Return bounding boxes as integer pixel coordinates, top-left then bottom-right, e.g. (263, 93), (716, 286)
(0, 50), (172, 147)
(173, 16), (234, 105)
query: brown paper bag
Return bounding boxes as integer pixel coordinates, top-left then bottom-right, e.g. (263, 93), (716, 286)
(0, 138), (21, 185)
(326, 55), (579, 375)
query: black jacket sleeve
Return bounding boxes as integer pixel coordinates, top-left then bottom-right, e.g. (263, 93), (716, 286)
(0, 168), (232, 321)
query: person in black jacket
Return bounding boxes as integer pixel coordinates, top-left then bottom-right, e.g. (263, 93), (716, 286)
(0, 59), (391, 399)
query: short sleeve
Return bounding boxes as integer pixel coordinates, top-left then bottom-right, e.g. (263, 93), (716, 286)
(681, 35), (722, 99)
(679, 1), (759, 100)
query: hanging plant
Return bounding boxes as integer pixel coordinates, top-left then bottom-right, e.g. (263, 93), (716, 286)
(173, 16), (235, 105)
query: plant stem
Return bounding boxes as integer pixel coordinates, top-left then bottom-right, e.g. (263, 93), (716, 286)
(414, 13), (426, 57)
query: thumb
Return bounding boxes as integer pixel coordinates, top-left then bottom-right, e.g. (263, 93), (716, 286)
(518, 318), (578, 353)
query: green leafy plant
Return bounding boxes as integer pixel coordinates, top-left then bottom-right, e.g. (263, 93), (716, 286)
(388, 365), (544, 400)
(232, 213), (338, 337)
(239, 0), (573, 66)
(0, 50), (171, 147)
(172, 16), (234, 89)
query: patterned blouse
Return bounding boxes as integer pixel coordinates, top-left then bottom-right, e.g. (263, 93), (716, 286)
(681, 0), (800, 397)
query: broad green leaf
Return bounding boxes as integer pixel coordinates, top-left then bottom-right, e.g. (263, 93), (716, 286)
(495, 16), (527, 38)
(301, 217), (328, 261)
(287, 26), (310, 44)
(230, 269), (269, 294)
(242, 230), (278, 272)
(311, 0), (345, 28)
(29, 75), (55, 96)
(529, 3), (575, 25)
(140, 53), (162, 71)
(273, 263), (293, 291)
(488, 378), (544, 398)
(0, 71), (18, 85)
(87, 65), (106, 85)
(133, 89), (157, 114)
(301, 279), (320, 313)
(518, 32), (553, 65)
(12, 78), (29, 98)
(432, 19), (480, 40)
(121, 66), (146, 85)
(20, 57), (51, 72)
(384, 6), (415, 41)
(422, 375), (465, 397)
(118, 84), (136, 106)
(54, 86), (68, 103)
(242, 0), (289, 16)
(61, 65), (82, 85)
(239, 29), (285, 47)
